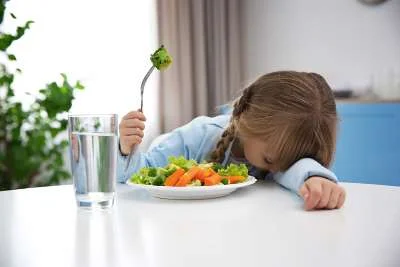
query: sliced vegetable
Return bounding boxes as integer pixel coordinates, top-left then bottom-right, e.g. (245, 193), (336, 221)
(227, 175), (246, 184)
(204, 173), (222, 186)
(195, 168), (206, 182)
(175, 166), (201, 187)
(195, 167), (216, 182)
(164, 168), (185, 186)
(204, 168), (216, 177)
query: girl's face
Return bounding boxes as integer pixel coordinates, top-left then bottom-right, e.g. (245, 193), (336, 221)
(240, 136), (277, 173)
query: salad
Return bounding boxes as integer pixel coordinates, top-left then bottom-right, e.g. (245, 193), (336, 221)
(130, 156), (248, 187)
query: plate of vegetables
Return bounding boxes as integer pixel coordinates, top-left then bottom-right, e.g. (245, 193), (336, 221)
(127, 156), (257, 199)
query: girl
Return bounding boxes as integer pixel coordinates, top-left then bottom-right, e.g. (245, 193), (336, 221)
(117, 71), (346, 210)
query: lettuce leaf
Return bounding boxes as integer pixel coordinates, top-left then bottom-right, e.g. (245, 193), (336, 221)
(218, 163), (248, 177)
(131, 167), (167, 186)
(168, 156), (197, 171)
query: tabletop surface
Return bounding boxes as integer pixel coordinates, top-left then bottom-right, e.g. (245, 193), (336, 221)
(1, 181), (400, 267)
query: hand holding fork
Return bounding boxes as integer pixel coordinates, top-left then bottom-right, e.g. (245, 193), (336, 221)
(120, 45), (172, 171)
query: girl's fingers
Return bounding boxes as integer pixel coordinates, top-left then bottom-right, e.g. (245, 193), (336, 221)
(299, 184), (309, 200)
(119, 112), (146, 155)
(327, 186), (342, 209)
(120, 128), (144, 138)
(119, 136), (141, 155)
(304, 181), (322, 210)
(316, 182), (332, 209)
(123, 135), (142, 145)
(121, 119), (145, 130)
(123, 111), (146, 121)
(337, 189), (346, 209)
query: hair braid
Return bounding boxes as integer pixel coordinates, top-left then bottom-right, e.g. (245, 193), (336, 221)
(209, 87), (253, 163)
(232, 87), (253, 118)
(209, 121), (236, 163)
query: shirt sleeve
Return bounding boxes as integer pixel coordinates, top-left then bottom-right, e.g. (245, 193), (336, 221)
(272, 158), (338, 194)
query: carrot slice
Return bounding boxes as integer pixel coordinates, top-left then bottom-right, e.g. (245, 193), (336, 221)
(195, 168), (206, 182)
(204, 168), (216, 177)
(164, 168), (185, 186)
(227, 175), (245, 184)
(204, 173), (221, 186)
(175, 167), (201, 187)
(196, 168), (216, 182)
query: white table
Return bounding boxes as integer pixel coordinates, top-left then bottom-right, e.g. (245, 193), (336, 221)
(1, 181), (400, 267)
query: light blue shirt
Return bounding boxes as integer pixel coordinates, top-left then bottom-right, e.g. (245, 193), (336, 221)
(117, 114), (338, 195)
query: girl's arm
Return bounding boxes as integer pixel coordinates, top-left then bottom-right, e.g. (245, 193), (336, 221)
(272, 158), (338, 194)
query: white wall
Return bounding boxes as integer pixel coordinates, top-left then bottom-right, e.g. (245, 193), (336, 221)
(3, 0), (160, 149)
(241, 0), (400, 93)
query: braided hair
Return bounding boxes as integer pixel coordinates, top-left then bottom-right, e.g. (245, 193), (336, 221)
(210, 87), (253, 163)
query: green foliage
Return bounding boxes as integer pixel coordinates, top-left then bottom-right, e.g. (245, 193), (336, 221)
(0, 2), (84, 190)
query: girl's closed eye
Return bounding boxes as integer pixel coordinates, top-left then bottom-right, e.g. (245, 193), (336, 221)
(263, 156), (278, 173)
(263, 157), (273, 165)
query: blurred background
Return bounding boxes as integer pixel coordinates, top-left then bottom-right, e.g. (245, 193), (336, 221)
(0, 0), (399, 190)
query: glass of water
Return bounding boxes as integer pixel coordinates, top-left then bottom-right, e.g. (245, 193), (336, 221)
(68, 114), (118, 209)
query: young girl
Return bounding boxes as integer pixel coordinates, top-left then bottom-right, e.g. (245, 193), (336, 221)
(117, 71), (346, 210)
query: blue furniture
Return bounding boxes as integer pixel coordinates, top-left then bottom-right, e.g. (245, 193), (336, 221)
(332, 102), (400, 186)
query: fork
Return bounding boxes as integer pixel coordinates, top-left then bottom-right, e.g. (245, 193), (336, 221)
(125, 65), (155, 171)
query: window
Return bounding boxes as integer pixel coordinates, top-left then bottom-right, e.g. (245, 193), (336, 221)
(4, 0), (160, 149)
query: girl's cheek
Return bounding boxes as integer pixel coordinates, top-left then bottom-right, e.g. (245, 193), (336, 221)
(244, 151), (265, 169)
(243, 145), (255, 162)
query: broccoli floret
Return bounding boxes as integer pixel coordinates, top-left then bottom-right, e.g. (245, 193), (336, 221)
(150, 45), (172, 70)
(211, 162), (224, 172)
(140, 167), (158, 177)
(152, 176), (165, 186)
(159, 166), (177, 178)
(130, 174), (145, 184)
(221, 178), (229, 185)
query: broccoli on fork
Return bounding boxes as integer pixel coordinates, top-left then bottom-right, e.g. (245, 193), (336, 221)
(150, 45), (172, 70)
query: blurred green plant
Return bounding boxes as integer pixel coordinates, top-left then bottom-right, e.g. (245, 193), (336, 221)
(0, 2), (84, 190)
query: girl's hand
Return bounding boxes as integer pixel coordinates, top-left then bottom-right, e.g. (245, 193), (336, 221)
(119, 111), (146, 155)
(299, 177), (346, 211)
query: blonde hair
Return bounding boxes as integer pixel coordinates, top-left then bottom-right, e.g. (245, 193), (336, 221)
(210, 71), (338, 171)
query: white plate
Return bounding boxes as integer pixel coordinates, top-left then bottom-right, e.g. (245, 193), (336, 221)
(126, 176), (257, 200)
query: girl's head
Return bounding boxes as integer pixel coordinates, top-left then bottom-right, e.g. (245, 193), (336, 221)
(210, 71), (338, 173)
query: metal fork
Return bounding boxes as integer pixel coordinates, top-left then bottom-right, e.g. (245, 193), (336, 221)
(125, 65), (155, 171)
